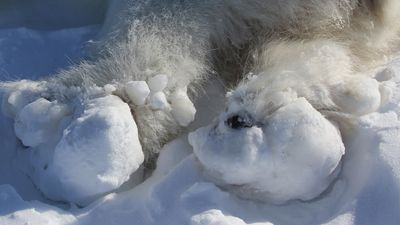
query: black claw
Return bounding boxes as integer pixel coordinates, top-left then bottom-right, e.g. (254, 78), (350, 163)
(226, 114), (253, 129)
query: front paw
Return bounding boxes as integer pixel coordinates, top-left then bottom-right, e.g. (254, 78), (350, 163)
(5, 87), (144, 205)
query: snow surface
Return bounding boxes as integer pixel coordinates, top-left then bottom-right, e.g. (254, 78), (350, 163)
(1, 11), (400, 225)
(0, 26), (99, 80)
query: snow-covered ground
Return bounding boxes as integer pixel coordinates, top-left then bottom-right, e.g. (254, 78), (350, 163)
(1, 3), (400, 225)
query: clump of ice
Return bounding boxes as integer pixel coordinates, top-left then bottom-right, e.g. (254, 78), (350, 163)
(150, 92), (170, 110)
(148, 74), (168, 93)
(14, 98), (70, 147)
(9, 93), (144, 206)
(171, 87), (196, 126)
(125, 81), (150, 106)
(123, 76), (196, 126)
(189, 98), (345, 204)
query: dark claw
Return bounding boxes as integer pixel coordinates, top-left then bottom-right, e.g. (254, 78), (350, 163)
(226, 114), (253, 129)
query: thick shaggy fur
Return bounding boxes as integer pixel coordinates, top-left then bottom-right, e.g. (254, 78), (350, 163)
(2, 0), (400, 162)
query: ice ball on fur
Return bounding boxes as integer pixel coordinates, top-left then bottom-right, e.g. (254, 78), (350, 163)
(170, 87), (196, 126)
(125, 81), (150, 106)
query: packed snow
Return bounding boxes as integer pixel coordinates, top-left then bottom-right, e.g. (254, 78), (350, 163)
(0, 26), (99, 80)
(1, 3), (400, 225)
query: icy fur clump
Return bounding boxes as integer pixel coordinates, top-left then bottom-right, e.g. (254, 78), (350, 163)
(189, 98), (345, 204)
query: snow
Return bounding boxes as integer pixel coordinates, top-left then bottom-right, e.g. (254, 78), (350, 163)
(189, 97), (345, 204)
(0, 26), (99, 80)
(125, 81), (151, 106)
(0, 0), (107, 30)
(1, 4), (400, 225)
(0, 185), (77, 225)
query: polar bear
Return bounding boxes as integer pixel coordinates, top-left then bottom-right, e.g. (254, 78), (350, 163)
(1, 0), (399, 204)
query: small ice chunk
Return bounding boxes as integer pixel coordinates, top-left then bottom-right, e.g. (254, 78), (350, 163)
(125, 81), (150, 106)
(150, 92), (170, 110)
(14, 98), (69, 147)
(148, 74), (168, 93)
(35, 95), (144, 205)
(103, 84), (116, 94)
(170, 88), (196, 126)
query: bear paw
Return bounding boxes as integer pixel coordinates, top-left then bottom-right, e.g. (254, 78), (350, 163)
(2, 82), (144, 205)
